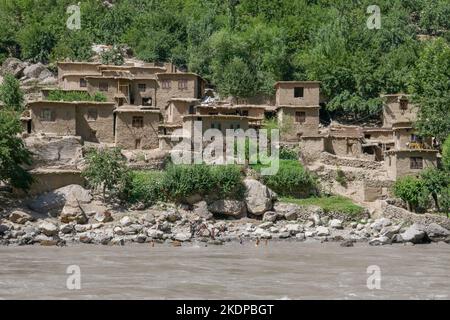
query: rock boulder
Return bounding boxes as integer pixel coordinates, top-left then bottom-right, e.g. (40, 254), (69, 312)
(243, 179), (276, 215)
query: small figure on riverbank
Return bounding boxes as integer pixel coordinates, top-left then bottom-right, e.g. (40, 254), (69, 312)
(255, 238), (260, 246)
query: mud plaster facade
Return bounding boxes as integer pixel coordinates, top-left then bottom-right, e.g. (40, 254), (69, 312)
(29, 101), (116, 143)
(382, 94), (418, 128)
(114, 108), (161, 150)
(385, 150), (438, 180)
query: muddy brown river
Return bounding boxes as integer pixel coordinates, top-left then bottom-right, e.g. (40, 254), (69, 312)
(0, 242), (449, 299)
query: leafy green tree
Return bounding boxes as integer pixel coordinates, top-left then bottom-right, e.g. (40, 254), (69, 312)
(0, 73), (24, 112)
(442, 134), (450, 171)
(410, 39), (450, 142)
(82, 148), (129, 201)
(0, 109), (33, 190)
(393, 175), (428, 212)
(420, 168), (449, 212)
(18, 23), (56, 63)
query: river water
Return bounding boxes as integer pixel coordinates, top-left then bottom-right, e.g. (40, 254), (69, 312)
(0, 242), (449, 299)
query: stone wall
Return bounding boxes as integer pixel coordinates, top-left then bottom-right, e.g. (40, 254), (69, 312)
(319, 152), (383, 170)
(381, 201), (450, 229)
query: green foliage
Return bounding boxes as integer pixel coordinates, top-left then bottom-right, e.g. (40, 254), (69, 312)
(126, 164), (245, 205)
(0, 0), (449, 122)
(100, 45), (125, 65)
(257, 160), (317, 198)
(410, 39), (450, 142)
(47, 90), (107, 102)
(335, 167), (347, 187)
(0, 109), (32, 190)
(82, 148), (129, 201)
(393, 176), (429, 212)
(281, 196), (364, 216)
(420, 168), (450, 212)
(127, 170), (166, 205)
(0, 74), (24, 112)
(442, 135), (450, 171)
(279, 147), (298, 160)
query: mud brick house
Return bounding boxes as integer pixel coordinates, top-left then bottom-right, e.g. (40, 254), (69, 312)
(324, 125), (364, 158)
(382, 94), (417, 128)
(275, 81), (321, 141)
(384, 121), (438, 179)
(114, 106), (161, 150)
(28, 101), (116, 143)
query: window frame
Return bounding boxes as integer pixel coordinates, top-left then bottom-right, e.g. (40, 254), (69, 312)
(138, 83), (147, 92)
(410, 157), (423, 170)
(178, 79), (188, 90)
(132, 116), (144, 128)
(99, 82), (109, 92)
(161, 80), (171, 89)
(294, 87), (304, 98)
(295, 111), (306, 123)
(79, 78), (87, 88)
(40, 108), (55, 122)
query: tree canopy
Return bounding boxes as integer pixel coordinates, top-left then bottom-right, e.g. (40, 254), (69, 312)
(0, 0), (449, 134)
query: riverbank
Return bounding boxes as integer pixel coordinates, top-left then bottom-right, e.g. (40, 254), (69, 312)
(1, 242), (449, 299)
(1, 196), (449, 247)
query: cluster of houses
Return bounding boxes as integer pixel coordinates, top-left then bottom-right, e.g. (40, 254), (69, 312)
(22, 61), (439, 191)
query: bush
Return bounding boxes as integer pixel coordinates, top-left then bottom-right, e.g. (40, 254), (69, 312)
(127, 171), (166, 205)
(259, 160), (317, 198)
(279, 147), (298, 160)
(443, 134), (450, 171)
(393, 176), (429, 212)
(47, 90), (107, 102)
(281, 196), (364, 216)
(82, 148), (129, 201)
(126, 165), (245, 205)
(335, 167), (347, 187)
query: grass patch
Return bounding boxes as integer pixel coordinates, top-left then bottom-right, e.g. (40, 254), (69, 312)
(280, 195), (365, 216)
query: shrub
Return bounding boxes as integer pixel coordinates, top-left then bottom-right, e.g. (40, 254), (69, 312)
(127, 171), (166, 205)
(82, 148), (129, 201)
(393, 176), (429, 212)
(420, 168), (450, 212)
(0, 74), (24, 112)
(210, 165), (245, 199)
(47, 90), (107, 102)
(279, 147), (298, 160)
(281, 196), (365, 216)
(260, 160), (317, 197)
(335, 167), (347, 187)
(127, 165), (245, 204)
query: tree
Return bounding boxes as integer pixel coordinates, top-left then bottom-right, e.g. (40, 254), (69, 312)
(393, 176), (428, 212)
(420, 168), (449, 212)
(442, 134), (450, 172)
(82, 147), (129, 201)
(410, 39), (450, 142)
(0, 74), (24, 112)
(0, 109), (33, 190)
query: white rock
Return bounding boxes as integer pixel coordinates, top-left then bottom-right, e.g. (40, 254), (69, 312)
(147, 229), (164, 239)
(243, 179), (276, 215)
(329, 219), (343, 229)
(174, 232), (191, 242)
(369, 236), (391, 246)
(120, 216), (132, 227)
(400, 224), (426, 244)
(39, 221), (58, 236)
(316, 226), (330, 237)
(370, 218), (392, 231)
(8, 210), (33, 224)
(208, 200), (246, 217)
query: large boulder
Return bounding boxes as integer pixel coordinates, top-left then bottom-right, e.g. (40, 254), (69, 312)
(28, 184), (92, 214)
(400, 223), (426, 244)
(425, 223), (450, 242)
(59, 194), (88, 224)
(23, 63), (47, 79)
(273, 202), (301, 220)
(192, 201), (213, 220)
(243, 179), (276, 215)
(1, 58), (27, 78)
(208, 200), (246, 217)
(370, 218), (392, 232)
(8, 210), (34, 224)
(39, 221), (58, 236)
(24, 135), (83, 168)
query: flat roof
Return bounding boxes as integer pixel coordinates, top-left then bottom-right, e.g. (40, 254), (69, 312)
(362, 127), (393, 132)
(381, 93), (410, 97)
(114, 107), (161, 113)
(57, 62), (101, 66)
(61, 73), (101, 78)
(169, 98), (200, 103)
(385, 149), (439, 154)
(276, 104), (320, 109)
(182, 114), (258, 120)
(274, 81), (321, 88)
(27, 100), (116, 106)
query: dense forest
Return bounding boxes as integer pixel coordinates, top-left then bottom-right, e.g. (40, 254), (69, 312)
(0, 0), (449, 140)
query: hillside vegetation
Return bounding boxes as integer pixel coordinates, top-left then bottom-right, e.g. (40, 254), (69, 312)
(0, 0), (449, 139)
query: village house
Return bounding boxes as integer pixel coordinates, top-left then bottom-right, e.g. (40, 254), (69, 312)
(381, 94), (417, 128)
(114, 106), (161, 150)
(27, 100), (116, 144)
(275, 81), (321, 142)
(384, 121), (438, 180)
